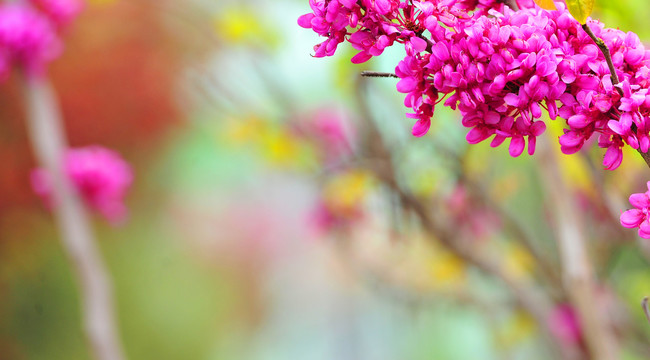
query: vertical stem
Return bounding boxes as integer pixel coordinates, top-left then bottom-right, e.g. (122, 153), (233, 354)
(642, 297), (650, 326)
(22, 75), (126, 360)
(538, 135), (618, 360)
(581, 24), (621, 92)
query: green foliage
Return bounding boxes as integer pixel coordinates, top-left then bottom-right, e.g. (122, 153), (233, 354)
(565, 0), (595, 23)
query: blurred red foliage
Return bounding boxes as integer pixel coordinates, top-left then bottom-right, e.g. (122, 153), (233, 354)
(0, 1), (181, 215)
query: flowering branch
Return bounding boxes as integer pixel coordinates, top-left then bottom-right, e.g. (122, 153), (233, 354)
(580, 22), (650, 169)
(22, 75), (126, 360)
(300, 0), (650, 355)
(581, 23), (622, 94)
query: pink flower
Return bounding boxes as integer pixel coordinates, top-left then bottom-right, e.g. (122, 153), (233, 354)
(445, 184), (501, 238)
(295, 108), (355, 164)
(309, 198), (363, 235)
(0, 3), (61, 76)
(548, 304), (582, 346)
(299, 0), (650, 170)
(31, 146), (134, 225)
(620, 181), (650, 238)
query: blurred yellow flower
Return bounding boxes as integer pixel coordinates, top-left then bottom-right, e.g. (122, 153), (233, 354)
(260, 128), (301, 167)
(497, 311), (536, 349)
(428, 250), (466, 288)
(222, 116), (265, 146)
(503, 244), (535, 281)
(411, 168), (442, 198)
(221, 117), (316, 170)
(214, 7), (279, 49)
(323, 170), (374, 216)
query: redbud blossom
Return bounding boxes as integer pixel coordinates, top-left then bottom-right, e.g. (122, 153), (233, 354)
(299, 1), (650, 169)
(31, 146), (134, 225)
(300, 0), (650, 239)
(548, 304), (582, 346)
(620, 181), (650, 239)
(0, 3), (61, 76)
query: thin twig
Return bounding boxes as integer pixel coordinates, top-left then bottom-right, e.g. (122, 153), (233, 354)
(643, 297), (650, 326)
(582, 23), (622, 95)
(582, 22), (650, 172)
(360, 71), (398, 78)
(461, 176), (563, 292)
(354, 77), (581, 360)
(22, 75), (126, 360)
(500, 0), (519, 11)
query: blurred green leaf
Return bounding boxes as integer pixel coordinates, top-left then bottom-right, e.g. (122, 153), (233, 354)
(565, 0), (595, 23)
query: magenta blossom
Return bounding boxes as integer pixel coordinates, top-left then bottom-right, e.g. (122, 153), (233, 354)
(548, 304), (582, 346)
(300, 1), (650, 238)
(620, 181), (650, 238)
(0, 3), (61, 76)
(299, 1), (650, 169)
(31, 146), (134, 225)
(297, 108), (355, 165)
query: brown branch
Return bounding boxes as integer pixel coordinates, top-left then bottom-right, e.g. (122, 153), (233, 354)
(360, 71), (398, 78)
(424, 142), (563, 295)
(354, 77), (582, 360)
(635, 150), (650, 169)
(461, 176), (563, 292)
(581, 23), (650, 169)
(582, 23), (622, 95)
(22, 75), (126, 360)
(500, 0), (519, 11)
(643, 297), (650, 326)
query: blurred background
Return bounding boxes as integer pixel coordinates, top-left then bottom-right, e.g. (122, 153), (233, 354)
(2, 0), (650, 359)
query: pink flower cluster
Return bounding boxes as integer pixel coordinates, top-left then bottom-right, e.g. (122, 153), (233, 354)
(297, 0), (491, 64)
(548, 304), (582, 346)
(0, 0), (82, 77)
(399, 6), (650, 165)
(557, 25), (650, 170)
(620, 181), (650, 238)
(300, 1), (650, 239)
(398, 6), (567, 157)
(293, 108), (355, 165)
(31, 146), (134, 225)
(299, 1), (650, 169)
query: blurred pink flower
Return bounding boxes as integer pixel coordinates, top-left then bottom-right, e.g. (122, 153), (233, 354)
(0, 3), (61, 76)
(309, 199), (362, 236)
(445, 185), (500, 239)
(548, 304), (582, 346)
(29, 0), (83, 27)
(31, 146), (133, 225)
(311, 109), (354, 162)
(294, 108), (355, 165)
(620, 181), (650, 238)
